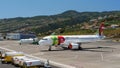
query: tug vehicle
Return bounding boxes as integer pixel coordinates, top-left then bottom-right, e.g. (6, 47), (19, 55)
(1, 51), (24, 63)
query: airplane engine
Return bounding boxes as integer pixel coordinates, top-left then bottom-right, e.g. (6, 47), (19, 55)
(68, 43), (79, 49)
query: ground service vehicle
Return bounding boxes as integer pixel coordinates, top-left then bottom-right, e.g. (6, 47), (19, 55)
(12, 56), (26, 66)
(22, 60), (42, 68)
(20, 58), (43, 68)
(1, 51), (24, 63)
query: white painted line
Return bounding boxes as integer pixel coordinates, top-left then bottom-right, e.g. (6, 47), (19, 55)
(0, 47), (15, 52)
(0, 47), (76, 68)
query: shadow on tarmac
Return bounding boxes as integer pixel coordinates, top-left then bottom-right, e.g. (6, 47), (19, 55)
(40, 46), (115, 52)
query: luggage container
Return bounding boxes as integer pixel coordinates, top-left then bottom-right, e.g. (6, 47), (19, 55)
(12, 56), (26, 66)
(12, 56), (31, 67)
(21, 59), (42, 68)
(1, 51), (24, 63)
(18, 57), (31, 67)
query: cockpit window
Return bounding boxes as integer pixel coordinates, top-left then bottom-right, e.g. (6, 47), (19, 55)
(42, 39), (48, 40)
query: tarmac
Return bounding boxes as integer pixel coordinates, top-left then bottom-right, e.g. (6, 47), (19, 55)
(0, 62), (19, 68)
(0, 40), (120, 68)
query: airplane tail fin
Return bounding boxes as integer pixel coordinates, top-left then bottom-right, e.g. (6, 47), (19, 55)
(98, 23), (104, 36)
(95, 22), (105, 36)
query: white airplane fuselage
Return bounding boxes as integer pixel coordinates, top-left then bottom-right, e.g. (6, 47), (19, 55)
(61, 35), (103, 43)
(38, 35), (105, 50)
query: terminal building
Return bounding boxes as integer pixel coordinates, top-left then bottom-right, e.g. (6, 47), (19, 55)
(6, 33), (36, 40)
(0, 33), (3, 40)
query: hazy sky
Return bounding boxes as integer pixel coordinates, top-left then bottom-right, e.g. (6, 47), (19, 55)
(0, 0), (120, 19)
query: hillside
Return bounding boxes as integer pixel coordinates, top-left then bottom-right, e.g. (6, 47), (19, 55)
(0, 10), (120, 38)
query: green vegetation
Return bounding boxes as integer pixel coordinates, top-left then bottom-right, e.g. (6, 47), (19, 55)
(0, 10), (120, 38)
(104, 28), (120, 38)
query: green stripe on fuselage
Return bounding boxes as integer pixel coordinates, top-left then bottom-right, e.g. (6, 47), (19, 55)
(51, 36), (58, 46)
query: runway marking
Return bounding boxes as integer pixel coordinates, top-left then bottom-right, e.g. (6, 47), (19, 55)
(0, 46), (75, 68)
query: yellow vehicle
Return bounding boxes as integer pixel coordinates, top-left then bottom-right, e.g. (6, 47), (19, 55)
(1, 51), (24, 64)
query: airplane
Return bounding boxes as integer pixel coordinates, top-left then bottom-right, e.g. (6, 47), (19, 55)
(38, 23), (105, 51)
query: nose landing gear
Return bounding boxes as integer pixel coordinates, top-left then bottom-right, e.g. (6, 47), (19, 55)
(48, 45), (52, 51)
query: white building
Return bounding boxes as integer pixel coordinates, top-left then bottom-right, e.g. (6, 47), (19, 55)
(6, 33), (36, 40)
(0, 33), (3, 40)
(111, 24), (119, 28)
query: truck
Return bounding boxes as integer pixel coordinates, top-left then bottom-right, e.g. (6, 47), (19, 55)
(1, 51), (24, 64)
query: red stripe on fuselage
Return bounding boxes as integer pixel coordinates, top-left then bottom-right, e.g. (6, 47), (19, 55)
(58, 36), (65, 45)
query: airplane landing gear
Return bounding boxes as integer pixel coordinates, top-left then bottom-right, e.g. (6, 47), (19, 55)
(48, 46), (52, 51)
(78, 43), (83, 50)
(79, 46), (83, 50)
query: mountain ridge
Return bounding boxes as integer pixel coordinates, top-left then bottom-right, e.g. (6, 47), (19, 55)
(0, 10), (120, 37)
